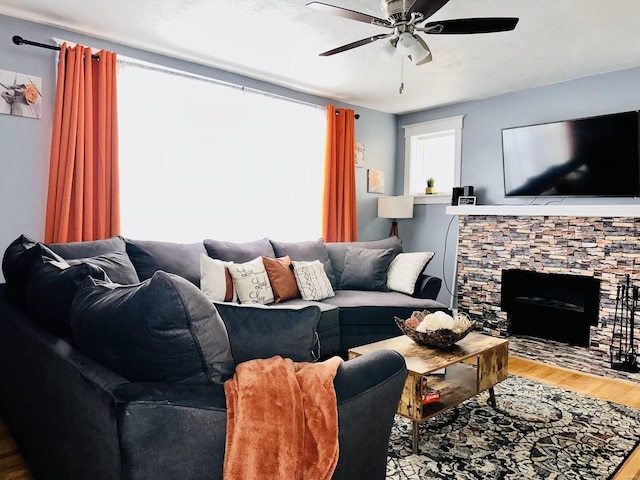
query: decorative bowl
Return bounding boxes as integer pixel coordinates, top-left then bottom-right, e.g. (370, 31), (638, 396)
(395, 310), (475, 349)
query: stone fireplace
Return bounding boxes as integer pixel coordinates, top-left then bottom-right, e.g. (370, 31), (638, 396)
(449, 205), (640, 358)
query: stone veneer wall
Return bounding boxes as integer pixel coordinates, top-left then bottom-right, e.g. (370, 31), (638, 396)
(457, 215), (640, 355)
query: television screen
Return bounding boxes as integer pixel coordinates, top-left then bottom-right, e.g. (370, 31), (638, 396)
(502, 111), (640, 197)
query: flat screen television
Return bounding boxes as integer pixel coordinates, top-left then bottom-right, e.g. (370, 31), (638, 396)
(502, 111), (640, 197)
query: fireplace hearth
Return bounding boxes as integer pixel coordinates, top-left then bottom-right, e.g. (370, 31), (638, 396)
(501, 269), (601, 347)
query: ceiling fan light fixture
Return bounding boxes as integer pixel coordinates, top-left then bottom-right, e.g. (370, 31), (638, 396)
(396, 32), (431, 65)
(378, 39), (397, 62)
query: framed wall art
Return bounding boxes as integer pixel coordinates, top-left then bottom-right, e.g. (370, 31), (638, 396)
(0, 69), (42, 119)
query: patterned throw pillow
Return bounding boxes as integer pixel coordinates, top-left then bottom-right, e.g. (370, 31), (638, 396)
(292, 260), (335, 301)
(227, 257), (274, 305)
(386, 252), (435, 295)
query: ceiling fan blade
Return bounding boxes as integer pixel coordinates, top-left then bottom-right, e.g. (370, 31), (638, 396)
(422, 17), (519, 34)
(319, 33), (393, 57)
(306, 2), (391, 27)
(408, 0), (451, 20)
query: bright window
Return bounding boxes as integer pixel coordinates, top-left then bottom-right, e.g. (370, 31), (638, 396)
(117, 60), (325, 242)
(403, 115), (464, 204)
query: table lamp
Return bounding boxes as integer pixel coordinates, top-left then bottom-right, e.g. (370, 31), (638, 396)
(378, 196), (414, 237)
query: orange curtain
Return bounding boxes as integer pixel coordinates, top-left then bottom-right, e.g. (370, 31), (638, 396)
(45, 43), (120, 243)
(322, 105), (357, 242)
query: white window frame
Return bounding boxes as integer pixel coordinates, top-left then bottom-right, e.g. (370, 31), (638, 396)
(403, 115), (464, 205)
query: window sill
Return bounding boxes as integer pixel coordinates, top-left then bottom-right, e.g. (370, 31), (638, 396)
(413, 194), (451, 205)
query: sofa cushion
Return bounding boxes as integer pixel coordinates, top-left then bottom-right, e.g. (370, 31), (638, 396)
(228, 257), (274, 305)
(68, 251), (140, 285)
(125, 238), (206, 286)
(25, 251), (110, 339)
(270, 238), (336, 287)
(200, 253), (236, 302)
(339, 246), (394, 291)
(326, 237), (403, 287)
(262, 256), (300, 303)
(292, 260), (335, 301)
(204, 238), (274, 263)
(322, 290), (449, 325)
(213, 302), (320, 363)
(2, 235), (64, 303)
(70, 272), (234, 385)
(47, 236), (127, 259)
(386, 251), (435, 295)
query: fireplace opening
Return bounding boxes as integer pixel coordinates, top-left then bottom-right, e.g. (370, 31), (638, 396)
(501, 269), (601, 347)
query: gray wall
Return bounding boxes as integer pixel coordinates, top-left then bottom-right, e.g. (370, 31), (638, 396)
(0, 14), (397, 281)
(397, 66), (640, 307)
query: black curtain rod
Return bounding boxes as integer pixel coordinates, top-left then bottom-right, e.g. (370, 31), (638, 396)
(335, 110), (360, 119)
(12, 35), (100, 60)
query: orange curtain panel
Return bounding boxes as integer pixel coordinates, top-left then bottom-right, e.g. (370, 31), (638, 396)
(322, 105), (358, 242)
(45, 43), (120, 243)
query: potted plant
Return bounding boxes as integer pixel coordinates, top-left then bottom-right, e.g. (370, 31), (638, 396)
(425, 177), (436, 194)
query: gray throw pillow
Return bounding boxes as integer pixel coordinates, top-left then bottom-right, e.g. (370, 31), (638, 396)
(25, 248), (110, 339)
(2, 235), (64, 304)
(326, 237), (402, 287)
(68, 251), (140, 285)
(213, 302), (321, 364)
(71, 272), (234, 385)
(339, 246), (395, 291)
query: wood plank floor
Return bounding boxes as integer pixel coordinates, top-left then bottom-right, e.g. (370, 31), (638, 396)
(0, 355), (639, 479)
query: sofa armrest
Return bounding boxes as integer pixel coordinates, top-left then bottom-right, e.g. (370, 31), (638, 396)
(332, 349), (407, 480)
(413, 272), (443, 300)
(113, 382), (228, 480)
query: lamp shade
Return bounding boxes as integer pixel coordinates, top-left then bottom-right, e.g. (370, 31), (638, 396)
(378, 196), (414, 219)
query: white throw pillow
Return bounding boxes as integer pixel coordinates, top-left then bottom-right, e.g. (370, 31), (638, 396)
(292, 260), (335, 301)
(228, 257), (274, 305)
(386, 252), (435, 295)
(200, 253), (237, 302)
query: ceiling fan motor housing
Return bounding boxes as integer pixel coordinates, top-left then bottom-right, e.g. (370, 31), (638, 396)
(381, 0), (413, 21)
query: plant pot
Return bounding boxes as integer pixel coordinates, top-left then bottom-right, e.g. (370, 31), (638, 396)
(425, 187), (437, 194)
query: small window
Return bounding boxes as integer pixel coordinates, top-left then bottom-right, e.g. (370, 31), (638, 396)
(403, 115), (464, 204)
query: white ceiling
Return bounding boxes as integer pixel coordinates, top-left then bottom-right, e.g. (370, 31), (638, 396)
(2, 0), (640, 114)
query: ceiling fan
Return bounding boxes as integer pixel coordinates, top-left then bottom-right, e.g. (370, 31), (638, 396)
(307, 0), (519, 66)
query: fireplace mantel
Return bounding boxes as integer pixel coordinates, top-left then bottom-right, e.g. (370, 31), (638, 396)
(446, 204), (640, 217)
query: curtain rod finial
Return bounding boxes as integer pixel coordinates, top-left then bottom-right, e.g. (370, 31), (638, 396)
(12, 35), (25, 45)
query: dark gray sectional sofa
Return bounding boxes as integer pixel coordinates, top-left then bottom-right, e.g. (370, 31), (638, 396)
(0, 233), (449, 480)
(121, 235), (449, 357)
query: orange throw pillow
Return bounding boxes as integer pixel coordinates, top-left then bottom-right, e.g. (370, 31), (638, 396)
(262, 256), (300, 303)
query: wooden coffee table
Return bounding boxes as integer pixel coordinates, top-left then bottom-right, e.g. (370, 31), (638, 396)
(348, 332), (508, 454)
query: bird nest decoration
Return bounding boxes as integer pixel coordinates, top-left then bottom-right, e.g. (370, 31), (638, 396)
(395, 310), (475, 349)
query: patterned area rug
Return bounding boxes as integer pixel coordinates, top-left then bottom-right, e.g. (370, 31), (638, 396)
(387, 375), (640, 479)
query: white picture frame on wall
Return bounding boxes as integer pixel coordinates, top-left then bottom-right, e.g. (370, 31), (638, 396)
(355, 142), (365, 168)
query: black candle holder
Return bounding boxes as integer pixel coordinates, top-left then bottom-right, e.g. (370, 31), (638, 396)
(610, 275), (639, 372)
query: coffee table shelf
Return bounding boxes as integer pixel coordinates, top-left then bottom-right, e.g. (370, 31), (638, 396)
(349, 333), (509, 453)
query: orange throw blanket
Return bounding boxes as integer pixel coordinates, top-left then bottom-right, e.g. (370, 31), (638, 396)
(223, 355), (343, 480)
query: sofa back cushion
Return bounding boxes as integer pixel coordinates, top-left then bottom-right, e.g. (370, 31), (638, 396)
(2, 235), (65, 304)
(204, 238), (275, 263)
(47, 236), (127, 259)
(25, 250), (110, 339)
(325, 237), (403, 288)
(214, 302), (320, 364)
(125, 238), (206, 286)
(70, 272), (234, 385)
(270, 238), (336, 288)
